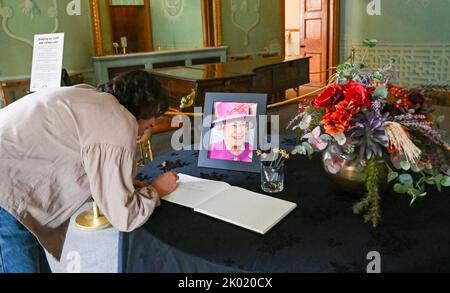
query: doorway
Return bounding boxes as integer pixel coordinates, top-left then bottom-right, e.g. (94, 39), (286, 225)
(284, 0), (340, 87)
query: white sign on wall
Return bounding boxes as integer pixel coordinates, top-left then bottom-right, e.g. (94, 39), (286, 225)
(30, 33), (65, 92)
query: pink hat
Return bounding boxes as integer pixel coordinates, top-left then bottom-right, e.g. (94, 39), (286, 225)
(212, 102), (256, 125)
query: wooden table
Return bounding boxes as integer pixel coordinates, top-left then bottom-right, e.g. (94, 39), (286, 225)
(149, 56), (311, 110)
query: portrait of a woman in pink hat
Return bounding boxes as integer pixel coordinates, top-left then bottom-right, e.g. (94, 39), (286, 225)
(208, 102), (257, 163)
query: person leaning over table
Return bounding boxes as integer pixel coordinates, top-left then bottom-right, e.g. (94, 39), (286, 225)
(0, 70), (179, 273)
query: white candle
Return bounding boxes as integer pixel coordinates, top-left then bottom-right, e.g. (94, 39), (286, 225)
(120, 37), (127, 48)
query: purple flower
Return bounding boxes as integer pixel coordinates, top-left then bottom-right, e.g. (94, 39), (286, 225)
(347, 111), (389, 160)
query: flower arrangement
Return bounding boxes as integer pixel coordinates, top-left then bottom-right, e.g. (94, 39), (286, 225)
(289, 45), (450, 227)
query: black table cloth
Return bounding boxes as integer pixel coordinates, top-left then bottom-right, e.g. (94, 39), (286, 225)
(119, 137), (450, 273)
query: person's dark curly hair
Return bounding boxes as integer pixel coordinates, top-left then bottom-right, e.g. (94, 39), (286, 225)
(97, 70), (168, 120)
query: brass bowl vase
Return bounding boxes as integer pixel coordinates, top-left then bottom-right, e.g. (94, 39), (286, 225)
(322, 150), (389, 195)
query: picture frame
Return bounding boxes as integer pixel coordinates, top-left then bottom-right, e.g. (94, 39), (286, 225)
(198, 92), (268, 173)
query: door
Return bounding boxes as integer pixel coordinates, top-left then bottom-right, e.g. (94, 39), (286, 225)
(300, 0), (329, 86)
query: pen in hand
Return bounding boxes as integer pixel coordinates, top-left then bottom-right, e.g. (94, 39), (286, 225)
(162, 161), (179, 182)
(152, 161), (179, 197)
(162, 161), (168, 173)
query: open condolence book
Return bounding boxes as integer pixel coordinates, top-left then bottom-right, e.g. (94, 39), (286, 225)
(162, 174), (297, 235)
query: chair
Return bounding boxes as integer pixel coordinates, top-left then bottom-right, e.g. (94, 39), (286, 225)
(61, 69), (72, 86)
(137, 113), (184, 166)
(0, 84), (5, 108)
(137, 132), (154, 167)
(0, 79), (31, 106)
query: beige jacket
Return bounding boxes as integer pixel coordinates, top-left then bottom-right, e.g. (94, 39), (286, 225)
(0, 85), (158, 260)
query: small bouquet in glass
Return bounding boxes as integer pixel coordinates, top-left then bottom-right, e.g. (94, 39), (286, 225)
(257, 149), (290, 194)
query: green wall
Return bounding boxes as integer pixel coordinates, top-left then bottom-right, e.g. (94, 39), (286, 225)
(341, 0), (450, 44)
(0, 0), (94, 81)
(150, 0), (203, 50)
(3, 0), (446, 89)
(221, 0), (281, 57)
(149, 0), (283, 57)
(340, 0), (450, 87)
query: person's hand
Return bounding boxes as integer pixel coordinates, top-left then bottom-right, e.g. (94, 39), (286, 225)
(133, 179), (149, 189)
(150, 171), (179, 198)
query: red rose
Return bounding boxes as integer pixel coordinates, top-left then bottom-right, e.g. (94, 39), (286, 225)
(322, 105), (352, 135)
(337, 100), (361, 116)
(344, 81), (372, 108)
(314, 84), (344, 108)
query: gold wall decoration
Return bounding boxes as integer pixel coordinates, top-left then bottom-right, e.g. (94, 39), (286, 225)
(213, 0), (222, 46)
(89, 0), (104, 56)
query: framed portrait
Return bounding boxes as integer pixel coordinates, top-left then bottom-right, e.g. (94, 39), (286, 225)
(198, 92), (268, 173)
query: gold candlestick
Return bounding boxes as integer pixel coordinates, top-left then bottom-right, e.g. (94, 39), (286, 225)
(75, 202), (111, 231)
(351, 48), (356, 66)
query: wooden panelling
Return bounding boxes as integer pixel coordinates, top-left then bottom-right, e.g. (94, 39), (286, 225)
(305, 18), (322, 40)
(152, 61), (186, 69)
(108, 65), (146, 80)
(300, 0), (329, 86)
(306, 0), (322, 11)
(192, 57), (222, 66)
(307, 52), (322, 84)
(108, 0), (152, 53)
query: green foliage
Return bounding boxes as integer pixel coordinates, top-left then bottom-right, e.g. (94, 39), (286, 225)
(336, 63), (366, 84)
(423, 173), (450, 192)
(332, 132), (347, 146)
(295, 142), (314, 157)
(320, 134), (333, 142)
(373, 86), (388, 99)
(353, 159), (381, 228)
(303, 107), (324, 132)
(363, 39), (378, 48)
(372, 72), (384, 83)
(293, 108), (328, 158)
(399, 174), (414, 185)
(388, 171), (399, 183)
(400, 161), (411, 171)
(390, 162), (450, 205)
(393, 173), (427, 205)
